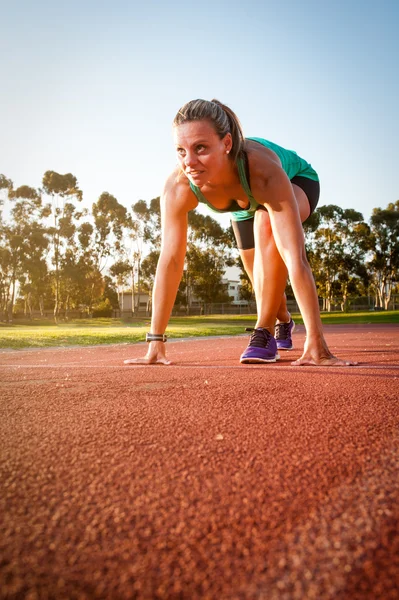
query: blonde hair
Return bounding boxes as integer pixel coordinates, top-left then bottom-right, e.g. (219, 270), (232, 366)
(173, 99), (245, 161)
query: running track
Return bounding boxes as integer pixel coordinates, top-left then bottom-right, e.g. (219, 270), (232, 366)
(1, 324), (398, 599)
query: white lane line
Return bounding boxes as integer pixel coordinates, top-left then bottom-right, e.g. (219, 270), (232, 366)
(0, 364), (399, 371)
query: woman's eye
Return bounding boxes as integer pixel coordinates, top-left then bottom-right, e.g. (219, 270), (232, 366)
(196, 145), (205, 152)
(176, 148), (185, 155)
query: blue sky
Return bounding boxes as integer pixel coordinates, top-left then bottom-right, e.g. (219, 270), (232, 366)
(1, 0), (398, 229)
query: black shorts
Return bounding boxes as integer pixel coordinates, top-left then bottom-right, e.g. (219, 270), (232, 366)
(231, 176), (320, 250)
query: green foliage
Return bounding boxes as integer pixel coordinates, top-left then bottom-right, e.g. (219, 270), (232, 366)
(92, 298), (113, 317)
(42, 171), (83, 200)
(368, 200), (399, 308)
(109, 260), (131, 279)
(132, 197), (162, 248)
(187, 245), (231, 304)
(92, 192), (131, 256)
(188, 212), (231, 247)
(0, 174), (13, 191)
(101, 276), (119, 308)
(0, 183), (49, 320)
(1, 165), (398, 321)
(236, 259), (254, 302)
(305, 204), (367, 311)
(140, 250), (160, 291)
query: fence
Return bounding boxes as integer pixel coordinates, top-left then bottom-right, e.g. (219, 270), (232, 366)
(6, 294), (399, 322)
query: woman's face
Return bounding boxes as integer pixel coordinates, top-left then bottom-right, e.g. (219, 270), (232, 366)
(174, 120), (232, 186)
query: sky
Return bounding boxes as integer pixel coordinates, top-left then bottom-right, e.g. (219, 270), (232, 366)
(1, 0), (398, 231)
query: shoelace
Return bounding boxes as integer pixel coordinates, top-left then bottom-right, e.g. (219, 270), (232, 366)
(275, 321), (291, 340)
(245, 327), (272, 348)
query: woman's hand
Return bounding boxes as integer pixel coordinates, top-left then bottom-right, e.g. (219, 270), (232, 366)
(124, 341), (172, 365)
(291, 341), (357, 366)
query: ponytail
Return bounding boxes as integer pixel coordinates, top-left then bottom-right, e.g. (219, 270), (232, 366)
(173, 99), (245, 161)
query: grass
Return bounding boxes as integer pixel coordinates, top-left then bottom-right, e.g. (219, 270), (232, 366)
(0, 311), (398, 350)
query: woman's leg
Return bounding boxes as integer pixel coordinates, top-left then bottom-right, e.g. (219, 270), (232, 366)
(239, 248), (291, 323)
(252, 184), (310, 332)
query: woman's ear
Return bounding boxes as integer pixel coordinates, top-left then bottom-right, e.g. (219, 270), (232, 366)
(223, 132), (233, 154)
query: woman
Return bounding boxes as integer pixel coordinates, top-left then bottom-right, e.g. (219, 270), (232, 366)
(125, 99), (354, 366)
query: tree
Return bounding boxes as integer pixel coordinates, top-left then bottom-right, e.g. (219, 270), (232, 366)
(130, 200), (235, 311)
(91, 192), (132, 270)
(235, 255), (254, 303)
(184, 210), (234, 308)
(140, 249), (160, 297)
(130, 199), (157, 314)
(0, 175), (13, 222)
(42, 171), (83, 322)
(109, 260), (131, 314)
(187, 245), (231, 306)
(73, 192), (134, 314)
(368, 201), (399, 309)
(1, 186), (48, 320)
(307, 205), (366, 311)
(134, 197), (162, 250)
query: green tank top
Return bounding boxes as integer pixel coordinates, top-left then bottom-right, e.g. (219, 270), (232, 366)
(189, 137), (319, 222)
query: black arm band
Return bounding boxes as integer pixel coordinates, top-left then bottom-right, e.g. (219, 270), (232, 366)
(146, 333), (167, 343)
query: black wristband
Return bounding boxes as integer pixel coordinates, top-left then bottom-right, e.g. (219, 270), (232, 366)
(146, 333), (167, 343)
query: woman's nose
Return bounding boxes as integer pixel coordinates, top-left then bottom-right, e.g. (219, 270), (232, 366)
(184, 152), (197, 167)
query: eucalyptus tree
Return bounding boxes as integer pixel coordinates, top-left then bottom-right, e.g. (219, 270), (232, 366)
(368, 201), (399, 309)
(129, 199), (154, 313)
(0, 175), (13, 318)
(133, 197), (162, 250)
(0, 245), (12, 320)
(130, 198), (162, 307)
(186, 244), (231, 307)
(2, 185), (49, 320)
(309, 205), (365, 311)
(109, 260), (131, 314)
(235, 255), (254, 303)
(91, 192), (132, 270)
(76, 191), (134, 313)
(184, 211), (234, 308)
(131, 197), (236, 309)
(0, 174), (13, 222)
(140, 249), (160, 298)
(42, 171), (83, 321)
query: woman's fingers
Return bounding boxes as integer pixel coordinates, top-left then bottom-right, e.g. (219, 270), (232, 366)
(291, 356), (357, 367)
(123, 355), (172, 365)
(155, 357), (172, 365)
(123, 357), (151, 365)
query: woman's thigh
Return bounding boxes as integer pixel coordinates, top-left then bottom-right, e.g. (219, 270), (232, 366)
(232, 183), (311, 251)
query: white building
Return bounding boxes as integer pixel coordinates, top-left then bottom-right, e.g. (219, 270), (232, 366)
(118, 291), (150, 313)
(221, 278), (244, 304)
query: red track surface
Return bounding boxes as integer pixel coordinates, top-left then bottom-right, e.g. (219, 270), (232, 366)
(1, 324), (398, 600)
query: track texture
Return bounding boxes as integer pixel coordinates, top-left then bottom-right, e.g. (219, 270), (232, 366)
(1, 324), (398, 599)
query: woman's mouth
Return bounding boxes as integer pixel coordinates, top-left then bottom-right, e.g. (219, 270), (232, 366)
(187, 170), (204, 180)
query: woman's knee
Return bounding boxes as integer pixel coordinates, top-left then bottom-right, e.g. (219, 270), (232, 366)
(254, 207), (273, 238)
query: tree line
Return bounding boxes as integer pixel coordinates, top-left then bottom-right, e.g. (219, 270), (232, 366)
(0, 172), (398, 321)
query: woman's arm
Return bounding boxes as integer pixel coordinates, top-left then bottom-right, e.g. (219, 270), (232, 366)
(150, 186), (190, 334)
(125, 175), (196, 365)
(253, 163), (354, 365)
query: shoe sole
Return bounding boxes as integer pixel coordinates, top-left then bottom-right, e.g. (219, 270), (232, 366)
(240, 353), (280, 364)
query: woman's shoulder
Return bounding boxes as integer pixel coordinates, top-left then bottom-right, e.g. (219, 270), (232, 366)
(163, 168), (198, 212)
(244, 139), (283, 177)
(243, 139), (289, 199)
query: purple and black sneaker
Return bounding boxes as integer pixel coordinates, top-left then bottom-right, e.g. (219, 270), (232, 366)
(240, 327), (280, 364)
(275, 318), (295, 350)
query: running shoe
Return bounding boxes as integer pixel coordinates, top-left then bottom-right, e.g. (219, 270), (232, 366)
(240, 327), (279, 363)
(275, 318), (295, 350)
